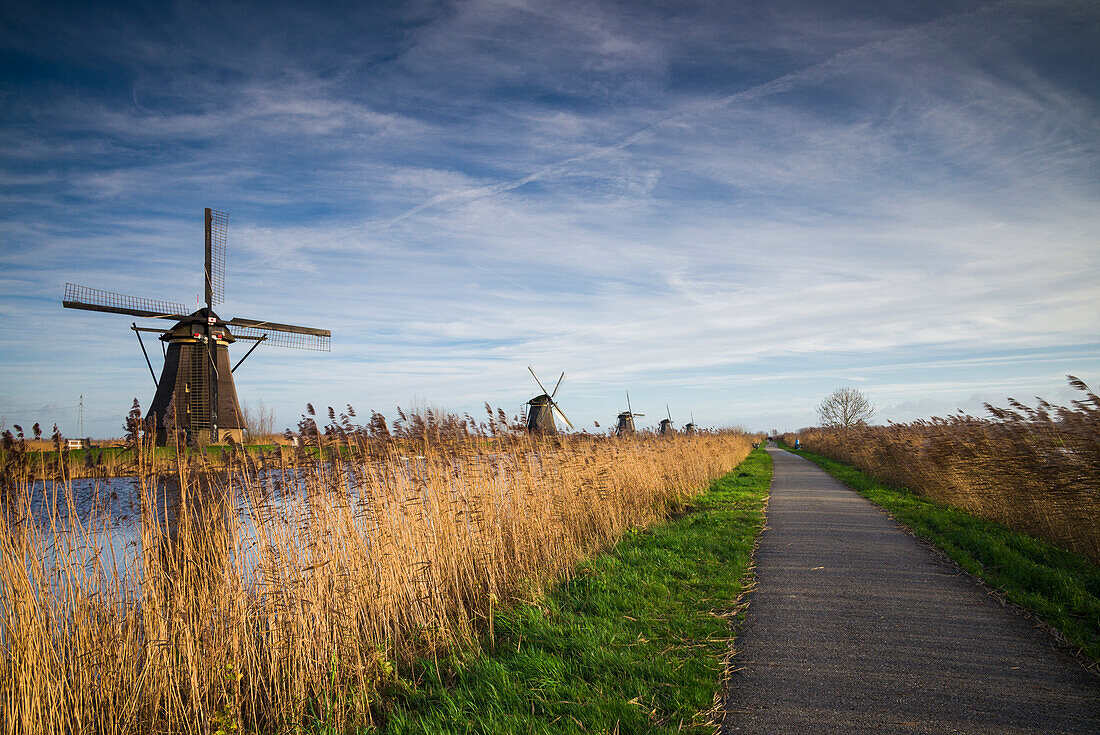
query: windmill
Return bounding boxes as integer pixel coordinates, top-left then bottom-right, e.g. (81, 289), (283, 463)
(615, 391), (644, 436)
(659, 404), (676, 436)
(62, 208), (330, 444)
(684, 412), (697, 435)
(525, 366), (573, 436)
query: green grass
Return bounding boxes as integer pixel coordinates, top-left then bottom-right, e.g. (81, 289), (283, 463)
(781, 444), (1100, 662)
(378, 448), (773, 734)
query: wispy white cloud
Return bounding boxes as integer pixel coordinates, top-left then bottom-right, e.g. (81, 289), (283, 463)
(1, 0), (1098, 435)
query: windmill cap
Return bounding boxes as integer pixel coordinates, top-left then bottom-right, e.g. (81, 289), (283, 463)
(160, 308), (236, 343)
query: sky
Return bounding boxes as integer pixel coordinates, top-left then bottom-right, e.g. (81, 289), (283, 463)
(1, 0), (1098, 437)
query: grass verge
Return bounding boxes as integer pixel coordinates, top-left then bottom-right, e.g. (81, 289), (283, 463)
(780, 444), (1100, 663)
(378, 447), (773, 734)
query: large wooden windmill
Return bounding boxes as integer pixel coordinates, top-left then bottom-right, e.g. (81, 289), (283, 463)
(62, 208), (330, 444)
(525, 367), (573, 436)
(615, 391), (644, 436)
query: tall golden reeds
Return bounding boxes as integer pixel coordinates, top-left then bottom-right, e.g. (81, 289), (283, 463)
(793, 376), (1100, 563)
(0, 405), (755, 733)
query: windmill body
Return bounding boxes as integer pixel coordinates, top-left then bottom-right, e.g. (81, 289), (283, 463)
(659, 404), (676, 436)
(525, 367), (573, 436)
(62, 208), (330, 444)
(146, 308), (246, 443)
(526, 394), (558, 435)
(684, 412), (697, 435)
(615, 391), (644, 435)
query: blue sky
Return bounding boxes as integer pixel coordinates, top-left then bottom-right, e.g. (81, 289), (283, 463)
(1, 0), (1098, 437)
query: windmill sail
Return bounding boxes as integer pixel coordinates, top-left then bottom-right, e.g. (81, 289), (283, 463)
(206, 208), (228, 307)
(228, 318), (331, 351)
(64, 283), (187, 319)
(551, 402), (574, 429)
(528, 366), (552, 396)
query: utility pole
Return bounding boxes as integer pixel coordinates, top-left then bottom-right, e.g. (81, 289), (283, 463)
(78, 395), (84, 438)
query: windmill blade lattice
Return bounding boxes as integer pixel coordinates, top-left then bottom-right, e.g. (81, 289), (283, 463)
(64, 283), (187, 319)
(230, 324), (330, 351)
(207, 209), (228, 306)
(228, 317), (330, 350)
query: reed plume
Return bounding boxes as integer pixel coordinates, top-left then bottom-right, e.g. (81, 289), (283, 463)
(0, 405), (756, 733)
(791, 376), (1100, 562)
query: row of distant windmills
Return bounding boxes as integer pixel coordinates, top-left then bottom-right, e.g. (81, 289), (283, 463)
(62, 208), (697, 444)
(524, 367), (697, 437)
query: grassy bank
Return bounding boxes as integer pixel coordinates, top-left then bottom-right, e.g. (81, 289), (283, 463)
(2, 443), (324, 480)
(781, 444), (1100, 663)
(378, 447), (772, 734)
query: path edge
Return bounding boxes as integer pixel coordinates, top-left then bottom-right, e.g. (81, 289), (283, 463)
(785, 447), (1100, 679)
(708, 448), (775, 732)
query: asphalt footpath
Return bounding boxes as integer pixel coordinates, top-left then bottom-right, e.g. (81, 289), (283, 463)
(722, 445), (1099, 734)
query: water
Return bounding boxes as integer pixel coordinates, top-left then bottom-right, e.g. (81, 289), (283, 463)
(11, 454), (518, 593)
(7, 445), (546, 603)
(14, 470), (304, 595)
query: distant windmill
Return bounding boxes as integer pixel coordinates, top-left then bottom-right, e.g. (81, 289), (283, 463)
(62, 208), (330, 444)
(659, 404), (676, 436)
(616, 391), (644, 436)
(684, 412), (697, 435)
(526, 367), (573, 436)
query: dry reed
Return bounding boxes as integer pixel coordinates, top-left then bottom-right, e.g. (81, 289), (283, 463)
(1, 405), (755, 733)
(791, 376), (1100, 562)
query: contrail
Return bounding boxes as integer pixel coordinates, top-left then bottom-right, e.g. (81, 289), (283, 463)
(379, 0), (1016, 230)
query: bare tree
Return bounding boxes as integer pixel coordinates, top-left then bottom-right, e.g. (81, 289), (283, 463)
(817, 387), (875, 427)
(240, 399), (277, 443)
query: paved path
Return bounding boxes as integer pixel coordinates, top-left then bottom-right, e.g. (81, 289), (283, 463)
(722, 445), (1099, 734)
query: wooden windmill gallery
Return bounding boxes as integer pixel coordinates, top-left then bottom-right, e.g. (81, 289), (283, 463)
(63, 208), (330, 445)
